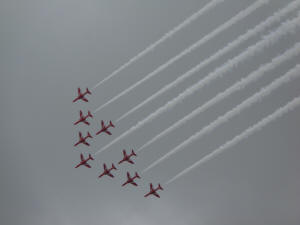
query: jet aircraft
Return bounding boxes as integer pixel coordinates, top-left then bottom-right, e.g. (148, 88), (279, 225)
(144, 183), (163, 198)
(75, 153), (94, 168)
(98, 163), (117, 178)
(118, 149), (137, 165)
(95, 120), (115, 136)
(122, 172), (141, 187)
(73, 87), (91, 103)
(74, 110), (93, 126)
(74, 131), (92, 147)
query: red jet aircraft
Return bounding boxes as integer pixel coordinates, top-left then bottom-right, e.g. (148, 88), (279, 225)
(73, 87), (91, 103)
(98, 163), (117, 178)
(95, 120), (115, 136)
(75, 153), (94, 168)
(74, 110), (93, 126)
(122, 172), (141, 187)
(118, 149), (137, 165)
(74, 131), (92, 147)
(144, 183), (164, 198)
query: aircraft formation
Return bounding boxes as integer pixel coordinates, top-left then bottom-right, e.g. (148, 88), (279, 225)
(73, 87), (163, 198)
(68, 0), (300, 204)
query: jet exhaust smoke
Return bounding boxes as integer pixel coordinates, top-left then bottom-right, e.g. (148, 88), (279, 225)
(117, 0), (300, 122)
(166, 92), (300, 185)
(142, 63), (300, 173)
(92, 0), (225, 90)
(95, 13), (300, 156)
(94, 0), (268, 113)
(138, 42), (300, 153)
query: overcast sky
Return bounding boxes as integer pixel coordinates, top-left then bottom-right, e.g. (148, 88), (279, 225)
(1, 0), (300, 224)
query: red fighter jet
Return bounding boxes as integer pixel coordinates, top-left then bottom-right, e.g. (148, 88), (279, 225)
(74, 131), (92, 147)
(73, 87), (91, 103)
(98, 163), (117, 178)
(95, 120), (115, 136)
(74, 110), (93, 126)
(122, 172), (141, 187)
(75, 153), (94, 168)
(118, 149), (137, 165)
(144, 183), (164, 198)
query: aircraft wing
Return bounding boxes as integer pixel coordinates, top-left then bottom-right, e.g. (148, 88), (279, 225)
(108, 173), (114, 178)
(127, 172), (130, 179)
(84, 163), (91, 168)
(79, 110), (83, 117)
(101, 120), (105, 127)
(150, 183), (154, 191)
(153, 192), (160, 198)
(131, 182), (137, 186)
(83, 141), (90, 146)
(80, 154), (84, 161)
(104, 130), (112, 135)
(127, 159), (134, 164)
(77, 88), (81, 95)
(82, 97), (88, 102)
(84, 120), (90, 125)
(123, 150), (126, 156)
(79, 132), (83, 138)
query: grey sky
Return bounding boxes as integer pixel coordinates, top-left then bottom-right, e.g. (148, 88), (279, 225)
(1, 0), (300, 225)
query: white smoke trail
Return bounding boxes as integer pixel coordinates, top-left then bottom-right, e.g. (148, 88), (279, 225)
(92, 0), (225, 90)
(166, 93), (300, 185)
(95, 12), (300, 156)
(143, 64), (300, 173)
(138, 42), (300, 153)
(117, 0), (300, 122)
(94, 0), (268, 113)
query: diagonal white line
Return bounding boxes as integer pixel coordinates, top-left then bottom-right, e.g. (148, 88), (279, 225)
(95, 13), (300, 156)
(138, 42), (300, 154)
(92, 0), (225, 90)
(166, 92), (300, 185)
(142, 64), (300, 173)
(117, 0), (300, 122)
(94, 0), (269, 113)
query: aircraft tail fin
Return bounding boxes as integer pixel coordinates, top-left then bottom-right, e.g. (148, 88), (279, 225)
(131, 149), (137, 156)
(158, 184), (163, 191)
(112, 163), (117, 170)
(86, 88), (91, 95)
(109, 120), (115, 128)
(88, 154), (94, 160)
(88, 111), (93, 118)
(87, 132), (92, 138)
(135, 172), (141, 179)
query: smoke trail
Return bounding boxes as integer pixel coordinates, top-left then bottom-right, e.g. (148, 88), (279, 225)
(138, 42), (300, 153)
(94, 0), (268, 113)
(95, 12), (300, 156)
(117, 0), (300, 122)
(166, 94), (300, 185)
(92, 0), (225, 90)
(143, 64), (300, 173)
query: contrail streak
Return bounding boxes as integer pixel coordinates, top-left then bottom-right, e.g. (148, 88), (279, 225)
(92, 0), (225, 90)
(138, 42), (300, 153)
(94, 0), (269, 113)
(142, 61), (300, 173)
(95, 12), (300, 156)
(166, 92), (300, 185)
(117, 0), (300, 122)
